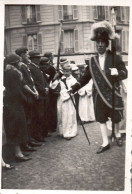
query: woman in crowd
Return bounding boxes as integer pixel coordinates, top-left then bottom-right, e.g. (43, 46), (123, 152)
(3, 54), (32, 162)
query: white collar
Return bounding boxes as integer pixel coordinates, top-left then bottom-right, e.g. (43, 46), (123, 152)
(98, 51), (106, 58)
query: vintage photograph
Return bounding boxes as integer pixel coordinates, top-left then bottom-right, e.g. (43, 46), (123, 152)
(1, 1), (131, 193)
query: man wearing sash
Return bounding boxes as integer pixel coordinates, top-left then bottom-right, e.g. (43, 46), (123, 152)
(70, 21), (127, 153)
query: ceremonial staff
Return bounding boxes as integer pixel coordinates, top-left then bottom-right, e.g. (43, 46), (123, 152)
(57, 21), (63, 71)
(56, 21), (90, 145)
(111, 7), (117, 142)
(62, 78), (90, 145)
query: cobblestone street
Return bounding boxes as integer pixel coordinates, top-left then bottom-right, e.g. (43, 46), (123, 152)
(2, 122), (125, 191)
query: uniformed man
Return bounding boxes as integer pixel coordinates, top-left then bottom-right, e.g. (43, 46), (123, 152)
(70, 21), (127, 154)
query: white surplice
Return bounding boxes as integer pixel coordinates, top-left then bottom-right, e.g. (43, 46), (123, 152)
(78, 79), (95, 122)
(59, 75), (78, 138)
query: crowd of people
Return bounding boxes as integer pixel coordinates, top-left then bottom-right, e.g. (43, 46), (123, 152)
(2, 47), (95, 168)
(2, 20), (128, 169)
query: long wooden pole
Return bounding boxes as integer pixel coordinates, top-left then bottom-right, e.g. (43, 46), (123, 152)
(111, 8), (117, 142)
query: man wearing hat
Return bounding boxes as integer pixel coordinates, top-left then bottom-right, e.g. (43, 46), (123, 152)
(15, 47), (41, 150)
(44, 52), (54, 66)
(70, 21), (127, 153)
(28, 50), (49, 141)
(40, 56), (56, 83)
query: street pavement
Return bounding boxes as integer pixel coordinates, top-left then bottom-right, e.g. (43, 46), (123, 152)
(2, 121), (126, 191)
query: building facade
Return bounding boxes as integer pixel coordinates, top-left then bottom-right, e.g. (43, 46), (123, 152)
(5, 5), (129, 64)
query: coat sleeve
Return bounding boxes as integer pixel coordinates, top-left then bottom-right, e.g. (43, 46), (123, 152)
(6, 70), (27, 103)
(115, 55), (128, 82)
(71, 66), (92, 93)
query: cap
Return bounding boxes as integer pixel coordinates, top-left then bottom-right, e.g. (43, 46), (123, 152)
(28, 50), (42, 58)
(6, 54), (21, 64)
(40, 57), (50, 65)
(60, 58), (69, 65)
(15, 47), (28, 56)
(44, 52), (53, 59)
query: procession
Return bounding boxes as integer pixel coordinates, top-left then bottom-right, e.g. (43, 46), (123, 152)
(2, 4), (129, 191)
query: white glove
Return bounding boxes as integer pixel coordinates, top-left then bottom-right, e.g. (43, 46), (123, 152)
(109, 68), (119, 76)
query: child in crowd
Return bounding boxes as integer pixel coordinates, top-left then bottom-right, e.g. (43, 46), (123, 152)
(50, 59), (78, 140)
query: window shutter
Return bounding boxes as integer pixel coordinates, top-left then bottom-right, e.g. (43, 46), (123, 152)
(105, 6), (110, 20)
(122, 30), (125, 52)
(74, 29), (79, 52)
(93, 6), (98, 19)
(21, 6), (27, 24)
(121, 7), (125, 21)
(126, 31), (129, 53)
(126, 7), (129, 22)
(22, 34), (27, 47)
(58, 5), (63, 20)
(37, 32), (42, 54)
(73, 5), (78, 19)
(98, 6), (105, 20)
(60, 30), (64, 53)
(36, 5), (41, 22)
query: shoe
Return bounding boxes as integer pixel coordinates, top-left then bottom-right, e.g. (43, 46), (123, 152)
(28, 141), (42, 147)
(22, 145), (37, 152)
(3, 164), (15, 170)
(23, 152), (30, 156)
(116, 137), (123, 147)
(34, 136), (46, 142)
(46, 133), (51, 137)
(15, 156), (32, 162)
(30, 138), (39, 143)
(65, 137), (72, 140)
(96, 144), (110, 154)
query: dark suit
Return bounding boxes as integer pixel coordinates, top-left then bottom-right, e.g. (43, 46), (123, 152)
(19, 63), (35, 139)
(29, 62), (49, 138)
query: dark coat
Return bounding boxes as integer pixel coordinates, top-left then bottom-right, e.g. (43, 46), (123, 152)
(29, 62), (48, 99)
(72, 50), (127, 123)
(3, 65), (28, 144)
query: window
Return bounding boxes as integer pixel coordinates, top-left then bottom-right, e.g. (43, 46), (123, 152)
(93, 6), (110, 20)
(60, 29), (79, 53)
(121, 30), (129, 53)
(126, 7), (129, 22)
(58, 5), (78, 21)
(115, 30), (121, 52)
(28, 34), (37, 51)
(21, 5), (41, 24)
(22, 33), (42, 53)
